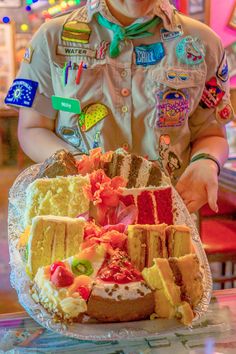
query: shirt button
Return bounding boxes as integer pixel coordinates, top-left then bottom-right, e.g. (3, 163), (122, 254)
(122, 143), (129, 151)
(121, 88), (130, 97)
(121, 70), (127, 78)
(121, 105), (128, 113)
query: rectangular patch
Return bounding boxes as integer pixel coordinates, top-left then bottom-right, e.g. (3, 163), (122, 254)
(4, 79), (38, 108)
(57, 45), (96, 58)
(160, 25), (183, 41)
(51, 95), (81, 114)
(135, 42), (165, 67)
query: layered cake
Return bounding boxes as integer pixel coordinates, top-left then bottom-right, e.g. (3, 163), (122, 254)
(26, 215), (85, 278)
(120, 187), (174, 225)
(166, 225), (192, 257)
(31, 244), (106, 321)
(142, 255), (203, 325)
(87, 250), (155, 322)
(104, 149), (170, 188)
(24, 175), (90, 227)
(35, 150), (78, 178)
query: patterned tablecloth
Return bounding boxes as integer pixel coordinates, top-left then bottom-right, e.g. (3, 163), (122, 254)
(0, 289), (236, 354)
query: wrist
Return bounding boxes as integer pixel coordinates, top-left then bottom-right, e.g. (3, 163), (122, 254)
(190, 153), (221, 176)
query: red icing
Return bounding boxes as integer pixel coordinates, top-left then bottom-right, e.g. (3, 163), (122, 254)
(137, 191), (155, 224)
(154, 188), (173, 225)
(98, 250), (143, 284)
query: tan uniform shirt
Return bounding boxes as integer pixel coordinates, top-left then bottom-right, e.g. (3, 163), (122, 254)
(5, 0), (235, 182)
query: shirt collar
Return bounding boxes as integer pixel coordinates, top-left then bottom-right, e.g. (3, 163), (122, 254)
(86, 0), (178, 30)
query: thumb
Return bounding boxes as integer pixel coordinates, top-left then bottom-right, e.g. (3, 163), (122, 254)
(206, 180), (218, 213)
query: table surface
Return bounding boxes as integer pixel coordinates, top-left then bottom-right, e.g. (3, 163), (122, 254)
(0, 289), (236, 354)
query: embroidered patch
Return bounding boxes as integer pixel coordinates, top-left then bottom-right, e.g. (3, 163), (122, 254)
(166, 70), (189, 83)
(51, 96), (81, 114)
(57, 45), (96, 58)
(160, 25), (183, 41)
(93, 131), (101, 148)
(62, 21), (91, 44)
(216, 102), (235, 124)
(176, 36), (205, 65)
(156, 89), (189, 128)
(23, 46), (34, 64)
(158, 135), (181, 178)
(96, 41), (109, 60)
(135, 42), (165, 66)
(78, 103), (109, 132)
(4, 79), (38, 108)
(60, 126), (82, 148)
(199, 77), (225, 109)
(217, 52), (229, 82)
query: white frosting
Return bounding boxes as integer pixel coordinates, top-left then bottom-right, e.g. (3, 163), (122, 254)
(135, 160), (152, 188)
(92, 281), (152, 301)
(33, 268), (87, 318)
(120, 154), (132, 182)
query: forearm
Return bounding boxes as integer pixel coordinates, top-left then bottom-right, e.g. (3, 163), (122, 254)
(191, 135), (229, 167)
(18, 127), (73, 163)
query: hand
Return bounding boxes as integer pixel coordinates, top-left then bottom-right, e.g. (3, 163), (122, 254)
(175, 159), (219, 213)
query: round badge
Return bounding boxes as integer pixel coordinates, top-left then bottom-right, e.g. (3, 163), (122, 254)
(176, 36), (205, 65)
(216, 102), (235, 124)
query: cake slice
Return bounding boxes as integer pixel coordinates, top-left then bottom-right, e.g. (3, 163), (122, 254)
(166, 225), (192, 257)
(142, 258), (195, 325)
(31, 244), (106, 321)
(127, 224), (167, 271)
(35, 150), (78, 178)
(24, 175), (90, 227)
(103, 149), (170, 188)
(169, 254), (204, 307)
(26, 215), (85, 278)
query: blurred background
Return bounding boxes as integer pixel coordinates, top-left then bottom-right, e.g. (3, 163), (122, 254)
(0, 0), (235, 314)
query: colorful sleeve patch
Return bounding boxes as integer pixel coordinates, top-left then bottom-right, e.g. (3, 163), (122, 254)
(4, 79), (38, 108)
(217, 52), (229, 82)
(176, 36), (205, 65)
(216, 101), (235, 124)
(134, 42), (165, 66)
(156, 89), (189, 128)
(199, 77), (225, 109)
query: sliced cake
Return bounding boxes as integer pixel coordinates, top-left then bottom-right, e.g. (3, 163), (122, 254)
(35, 149), (78, 178)
(120, 187), (174, 225)
(24, 175), (90, 227)
(87, 250), (155, 322)
(127, 224), (167, 271)
(26, 215), (85, 278)
(31, 244), (106, 321)
(166, 225), (192, 257)
(103, 149), (170, 188)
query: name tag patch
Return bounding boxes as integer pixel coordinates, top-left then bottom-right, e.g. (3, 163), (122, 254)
(51, 96), (81, 114)
(135, 42), (165, 66)
(156, 89), (189, 128)
(160, 25), (183, 41)
(4, 79), (38, 107)
(57, 45), (96, 58)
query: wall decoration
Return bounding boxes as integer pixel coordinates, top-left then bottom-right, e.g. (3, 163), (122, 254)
(0, 0), (21, 7)
(228, 1), (236, 30)
(0, 22), (16, 108)
(189, 0), (205, 14)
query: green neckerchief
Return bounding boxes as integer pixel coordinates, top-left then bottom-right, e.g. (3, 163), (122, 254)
(96, 13), (161, 58)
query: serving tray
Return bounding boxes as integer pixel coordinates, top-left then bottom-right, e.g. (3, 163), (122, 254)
(8, 164), (212, 341)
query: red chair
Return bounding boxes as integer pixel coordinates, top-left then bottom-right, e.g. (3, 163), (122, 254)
(199, 202), (236, 288)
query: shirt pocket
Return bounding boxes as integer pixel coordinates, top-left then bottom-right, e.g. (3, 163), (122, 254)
(50, 56), (103, 104)
(151, 67), (206, 129)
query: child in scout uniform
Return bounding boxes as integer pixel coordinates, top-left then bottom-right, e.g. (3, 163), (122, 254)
(5, 0), (235, 214)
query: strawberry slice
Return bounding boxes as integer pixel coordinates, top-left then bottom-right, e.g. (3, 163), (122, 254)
(50, 261), (66, 276)
(77, 286), (90, 300)
(51, 266), (74, 287)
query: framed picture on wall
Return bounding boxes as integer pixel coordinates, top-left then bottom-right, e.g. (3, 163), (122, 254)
(228, 1), (236, 30)
(0, 22), (16, 108)
(189, 0), (205, 14)
(0, 0), (21, 7)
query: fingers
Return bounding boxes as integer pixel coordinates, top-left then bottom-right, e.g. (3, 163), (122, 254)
(206, 180), (218, 213)
(185, 200), (205, 214)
